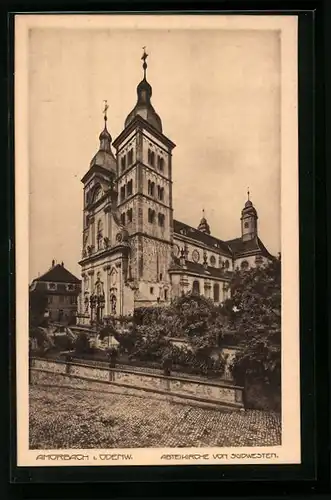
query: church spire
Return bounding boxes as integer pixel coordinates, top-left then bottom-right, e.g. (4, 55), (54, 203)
(241, 189), (258, 241)
(141, 46), (148, 80)
(197, 208), (211, 234)
(99, 100), (112, 152)
(124, 48), (163, 133)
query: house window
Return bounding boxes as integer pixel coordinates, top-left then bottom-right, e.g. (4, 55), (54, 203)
(66, 284), (75, 291)
(150, 151), (155, 166)
(150, 287), (154, 295)
(150, 182), (155, 197)
(159, 273), (163, 281)
(148, 149), (152, 164)
(120, 185), (125, 201)
(192, 280), (200, 295)
(48, 282), (57, 291)
(127, 180), (133, 197)
(121, 213), (126, 225)
(224, 260), (230, 269)
(128, 149), (133, 165)
(213, 283), (220, 302)
(70, 296), (77, 305)
(48, 296), (53, 304)
(121, 156), (126, 172)
(241, 260), (249, 270)
(164, 289), (168, 301)
(148, 208), (155, 223)
(158, 213), (165, 227)
(127, 208), (133, 223)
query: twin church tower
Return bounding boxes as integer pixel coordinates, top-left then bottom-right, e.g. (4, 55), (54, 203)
(78, 49), (273, 325)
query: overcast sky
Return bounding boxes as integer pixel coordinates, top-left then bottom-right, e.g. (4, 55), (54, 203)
(28, 26), (281, 281)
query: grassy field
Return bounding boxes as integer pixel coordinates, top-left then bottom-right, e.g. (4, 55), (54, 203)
(29, 381), (281, 449)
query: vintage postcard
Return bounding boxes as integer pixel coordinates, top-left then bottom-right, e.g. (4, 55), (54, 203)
(15, 14), (300, 467)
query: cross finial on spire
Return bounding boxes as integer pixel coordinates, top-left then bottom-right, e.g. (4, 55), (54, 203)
(103, 100), (109, 122)
(141, 46), (148, 79)
(202, 208), (205, 217)
(247, 187), (250, 201)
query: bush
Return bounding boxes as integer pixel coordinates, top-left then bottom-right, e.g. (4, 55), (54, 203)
(74, 332), (91, 354)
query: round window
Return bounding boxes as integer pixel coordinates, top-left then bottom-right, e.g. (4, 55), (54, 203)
(241, 260), (249, 269)
(192, 249), (200, 263)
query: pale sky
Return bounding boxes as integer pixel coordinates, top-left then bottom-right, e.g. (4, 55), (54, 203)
(28, 27), (281, 281)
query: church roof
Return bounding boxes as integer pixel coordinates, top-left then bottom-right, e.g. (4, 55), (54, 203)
(33, 264), (81, 284)
(173, 219), (232, 255)
(169, 257), (232, 280)
(225, 236), (274, 259)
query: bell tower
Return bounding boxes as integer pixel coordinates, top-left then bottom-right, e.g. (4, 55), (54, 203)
(241, 189), (258, 242)
(112, 48), (176, 305)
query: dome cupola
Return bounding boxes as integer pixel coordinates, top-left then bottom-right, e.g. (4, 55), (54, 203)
(90, 101), (117, 175)
(241, 189), (258, 241)
(124, 48), (163, 133)
(197, 209), (211, 234)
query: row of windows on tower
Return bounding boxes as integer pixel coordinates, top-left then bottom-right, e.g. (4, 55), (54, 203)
(148, 149), (165, 172)
(121, 149), (134, 173)
(147, 180), (164, 201)
(148, 209), (165, 227)
(120, 180), (133, 201)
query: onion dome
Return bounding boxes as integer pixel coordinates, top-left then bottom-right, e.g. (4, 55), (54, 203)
(90, 102), (117, 175)
(197, 209), (211, 234)
(242, 190), (258, 217)
(124, 48), (163, 133)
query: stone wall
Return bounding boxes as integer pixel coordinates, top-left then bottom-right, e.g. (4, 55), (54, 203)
(30, 357), (244, 411)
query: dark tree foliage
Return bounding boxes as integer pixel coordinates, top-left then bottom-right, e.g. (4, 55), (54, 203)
(228, 257), (281, 392)
(29, 289), (48, 327)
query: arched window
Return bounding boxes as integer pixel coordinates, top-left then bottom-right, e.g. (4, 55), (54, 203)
(241, 260), (249, 270)
(224, 260), (230, 269)
(213, 283), (220, 302)
(97, 220), (103, 250)
(150, 151), (155, 166)
(192, 280), (200, 295)
(244, 221), (249, 228)
(150, 182), (155, 197)
(159, 157), (164, 171)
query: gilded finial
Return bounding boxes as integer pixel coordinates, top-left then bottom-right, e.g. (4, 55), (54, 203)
(103, 100), (109, 122)
(141, 46), (148, 79)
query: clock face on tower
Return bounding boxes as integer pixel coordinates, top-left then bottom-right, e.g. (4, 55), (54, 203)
(192, 249), (200, 263)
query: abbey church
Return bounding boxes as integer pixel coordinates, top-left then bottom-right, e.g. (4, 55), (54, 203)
(78, 50), (274, 325)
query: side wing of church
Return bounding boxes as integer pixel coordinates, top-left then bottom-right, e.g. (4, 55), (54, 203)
(77, 50), (275, 326)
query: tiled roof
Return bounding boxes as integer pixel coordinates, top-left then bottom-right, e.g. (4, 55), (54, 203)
(169, 257), (231, 280)
(34, 264), (81, 284)
(226, 236), (274, 259)
(173, 220), (232, 255)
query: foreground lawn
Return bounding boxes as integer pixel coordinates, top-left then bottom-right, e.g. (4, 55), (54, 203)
(29, 382), (281, 449)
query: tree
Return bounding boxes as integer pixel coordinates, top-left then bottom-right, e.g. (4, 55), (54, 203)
(29, 289), (48, 327)
(228, 257), (281, 395)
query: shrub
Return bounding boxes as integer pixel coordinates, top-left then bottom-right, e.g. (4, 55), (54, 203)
(74, 332), (91, 354)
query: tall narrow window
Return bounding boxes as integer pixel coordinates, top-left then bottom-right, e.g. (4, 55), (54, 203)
(127, 208), (133, 223)
(128, 149), (133, 165)
(192, 280), (200, 295)
(127, 180), (133, 197)
(158, 213), (165, 227)
(148, 149), (152, 164)
(121, 156), (126, 173)
(150, 151), (155, 166)
(159, 157), (164, 172)
(121, 213), (126, 226)
(213, 283), (220, 302)
(120, 185), (125, 201)
(150, 182), (155, 197)
(158, 187), (164, 201)
(164, 289), (168, 301)
(148, 209), (155, 223)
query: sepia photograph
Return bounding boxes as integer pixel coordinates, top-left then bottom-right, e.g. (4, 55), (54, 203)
(15, 14), (300, 466)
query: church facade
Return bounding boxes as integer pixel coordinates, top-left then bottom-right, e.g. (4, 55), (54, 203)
(77, 51), (274, 326)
